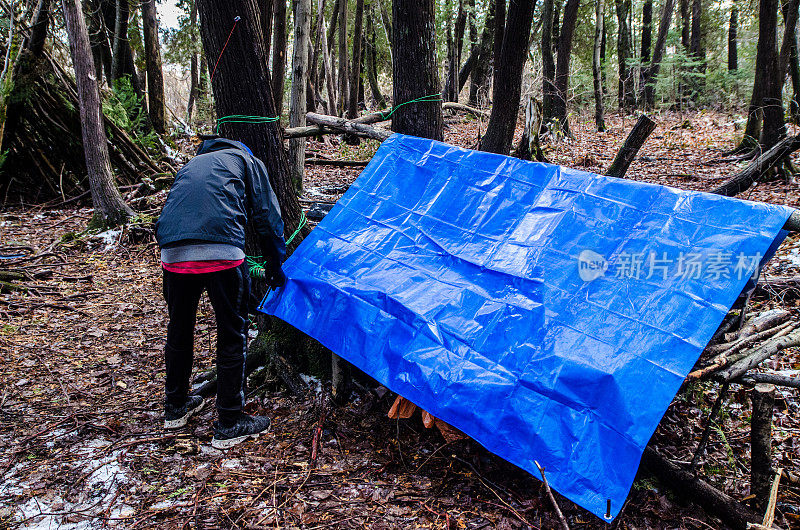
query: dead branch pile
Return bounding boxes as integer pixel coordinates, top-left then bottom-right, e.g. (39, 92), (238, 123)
(0, 50), (166, 203)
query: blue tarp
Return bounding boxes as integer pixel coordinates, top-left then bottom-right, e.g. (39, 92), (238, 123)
(259, 134), (793, 521)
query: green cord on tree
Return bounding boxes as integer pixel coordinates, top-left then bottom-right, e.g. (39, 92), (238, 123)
(379, 93), (443, 121)
(216, 114), (280, 134)
(246, 212), (307, 279)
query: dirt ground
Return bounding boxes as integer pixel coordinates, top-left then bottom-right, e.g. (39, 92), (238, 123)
(1, 110), (799, 529)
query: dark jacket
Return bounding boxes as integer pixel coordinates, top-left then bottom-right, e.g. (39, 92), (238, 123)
(156, 138), (285, 263)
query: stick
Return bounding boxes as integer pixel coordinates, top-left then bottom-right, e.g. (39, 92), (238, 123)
(605, 114), (657, 177)
(751, 383), (776, 514)
(534, 460), (570, 530)
(762, 467), (783, 528)
(719, 329), (800, 381)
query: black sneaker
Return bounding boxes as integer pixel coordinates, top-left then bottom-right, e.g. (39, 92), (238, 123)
(164, 395), (204, 429)
(211, 413), (271, 450)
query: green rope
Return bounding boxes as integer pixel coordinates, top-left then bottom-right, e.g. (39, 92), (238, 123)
(379, 93), (443, 121)
(246, 212), (307, 279)
(216, 114), (280, 134)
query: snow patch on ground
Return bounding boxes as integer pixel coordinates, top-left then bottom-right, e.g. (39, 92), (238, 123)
(94, 229), (122, 250)
(300, 373), (323, 395)
(10, 439), (133, 528)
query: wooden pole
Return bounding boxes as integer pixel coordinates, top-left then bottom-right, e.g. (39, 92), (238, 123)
(750, 383), (776, 513)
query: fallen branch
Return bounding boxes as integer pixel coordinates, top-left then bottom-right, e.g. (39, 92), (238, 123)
(642, 447), (762, 530)
(306, 112), (392, 141)
(737, 373), (800, 389)
(305, 158), (369, 167)
(718, 329), (800, 381)
(712, 135), (800, 197)
(605, 115), (657, 178)
(442, 101), (488, 117)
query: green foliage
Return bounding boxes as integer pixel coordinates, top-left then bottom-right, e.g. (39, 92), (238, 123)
(103, 76), (158, 151)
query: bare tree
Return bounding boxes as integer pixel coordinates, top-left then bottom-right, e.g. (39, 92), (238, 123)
(289, 0), (312, 192)
(593, 0), (606, 131)
(61, 0), (133, 226)
(272, 0), (288, 113)
(347, 0), (364, 119)
(481, 0), (535, 154)
(141, 0), (166, 133)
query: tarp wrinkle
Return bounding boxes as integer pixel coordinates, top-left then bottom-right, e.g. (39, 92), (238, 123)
(259, 133), (792, 522)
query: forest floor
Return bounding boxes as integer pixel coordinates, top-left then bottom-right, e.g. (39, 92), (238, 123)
(1, 110), (799, 529)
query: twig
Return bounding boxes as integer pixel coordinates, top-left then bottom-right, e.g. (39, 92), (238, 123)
(534, 460), (570, 530)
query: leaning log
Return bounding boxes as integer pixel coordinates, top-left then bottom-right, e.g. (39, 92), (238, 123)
(642, 447), (762, 529)
(305, 112), (392, 141)
(712, 134), (800, 197)
(605, 114), (657, 177)
(738, 373), (800, 389)
(718, 329), (800, 381)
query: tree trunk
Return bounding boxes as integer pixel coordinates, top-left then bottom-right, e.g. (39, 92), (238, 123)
(593, 0), (606, 131)
(187, 0), (199, 120)
(27, 0), (52, 59)
(86, 0), (113, 85)
(307, 0), (322, 111)
(641, 0), (652, 64)
(272, 0), (288, 113)
(790, 31), (800, 123)
(480, 0), (535, 154)
(757, 0), (786, 150)
(491, 0), (506, 96)
(196, 0), (304, 240)
(690, 0), (705, 98)
(551, 0), (581, 136)
(262, 0), (275, 63)
(728, 3), (737, 72)
(391, 0), (443, 140)
(365, 11), (386, 108)
(336, 0), (348, 116)
(679, 0), (690, 104)
(61, 0), (133, 227)
(141, 0), (166, 134)
(641, 0), (676, 108)
(779, 0), (799, 84)
(541, 0), (556, 121)
(616, 0), (634, 108)
(110, 0), (129, 82)
(289, 0), (311, 193)
(347, 0), (364, 119)
(319, 3), (338, 114)
(468, 0), (495, 107)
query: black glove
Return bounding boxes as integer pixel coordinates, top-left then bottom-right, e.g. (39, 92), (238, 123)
(260, 236), (286, 289)
(268, 267), (287, 289)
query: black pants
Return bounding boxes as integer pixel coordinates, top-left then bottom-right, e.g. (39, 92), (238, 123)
(163, 262), (250, 422)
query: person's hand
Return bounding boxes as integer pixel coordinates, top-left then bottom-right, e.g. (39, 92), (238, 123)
(268, 267), (286, 289)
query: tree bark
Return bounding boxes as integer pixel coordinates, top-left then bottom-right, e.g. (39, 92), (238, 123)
(757, 0), (786, 150)
(391, 0), (443, 140)
(110, 0), (128, 82)
(728, 3), (738, 72)
(593, 0), (606, 131)
(606, 114), (656, 177)
(272, 0), (288, 113)
(337, 0), (348, 116)
(481, 0), (534, 154)
(262, 0), (275, 64)
(61, 0), (133, 226)
(27, 0), (52, 59)
(641, 0), (676, 108)
(141, 0), (166, 134)
(679, 0), (691, 104)
(365, 10), (386, 108)
(318, 3), (338, 115)
(616, 0), (634, 108)
(689, 0), (705, 99)
(551, 0), (581, 136)
(187, 0), (199, 120)
(750, 383), (776, 513)
(347, 0), (364, 119)
(468, 0), (495, 107)
(491, 0), (506, 96)
(641, 0), (652, 64)
(289, 0), (311, 193)
(196, 0), (304, 241)
(541, 0), (556, 120)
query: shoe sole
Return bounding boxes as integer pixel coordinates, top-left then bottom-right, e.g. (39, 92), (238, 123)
(211, 423), (271, 450)
(164, 400), (205, 430)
